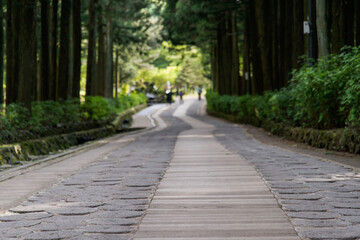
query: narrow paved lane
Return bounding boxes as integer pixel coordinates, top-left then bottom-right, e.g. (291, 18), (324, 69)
(0, 97), (360, 239)
(134, 100), (299, 239)
(0, 104), (190, 239)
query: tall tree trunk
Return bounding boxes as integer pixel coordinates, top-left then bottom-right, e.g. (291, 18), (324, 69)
(5, 0), (12, 105)
(72, 0), (81, 99)
(114, 48), (119, 98)
(50, 0), (58, 101)
(331, 0), (342, 53)
(278, 0), (286, 88)
(343, 0), (354, 47)
(356, 0), (360, 46)
(40, 0), (50, 101)
(216, 18), (225, 95)
(211, 42), (219, 93)
(292, 0), (304, 68)
(105, 6), (113, 98)
(0, 0), (4, 104)
(57, 0), (71, 101)
(242, 3), (251, 95)
(255, 0), (272, 92)
(316, 0), (329, 58)
(271, 0), (279, 90)
(97, 10), (105, 97)
(230, 11), (240, 96)
(86, 0), (97, 96)
(6, 0), (20, 105)
(249, 0), (263, 94)
(18, 0), (37, 109)
(284, 0), (293, 84)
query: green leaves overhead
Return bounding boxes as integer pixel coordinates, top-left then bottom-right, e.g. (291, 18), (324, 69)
(161, 0), (242, 46)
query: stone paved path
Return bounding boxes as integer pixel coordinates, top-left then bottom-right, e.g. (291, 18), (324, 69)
(189, 100), (360, 240)
(0, 105), (189, 239)
(133, 100), (299, 239)
(0, 97), (360, 239)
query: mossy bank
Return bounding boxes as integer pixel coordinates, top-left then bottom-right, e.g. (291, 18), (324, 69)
(0, 104), (146, 167)
(207, 109), (360, 155)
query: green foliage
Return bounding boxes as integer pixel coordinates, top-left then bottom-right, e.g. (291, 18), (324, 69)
(135, 67), (179, 90)
(290, 55), (347, 129)
(207, 46), (360, 130)
(6, 104), (30, 130)
(0, 94), (146, 144)
(82, 96), (113, 121)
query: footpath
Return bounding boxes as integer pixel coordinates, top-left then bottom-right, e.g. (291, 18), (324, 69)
(0, 96), (359, 239)
(134, 100), (299, 239)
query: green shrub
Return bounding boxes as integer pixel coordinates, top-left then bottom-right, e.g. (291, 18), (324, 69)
(81, 96), (113, 121)
(207, 47), (360, 130)
(338, 47), (360, 127)
(62, 99), (82, 123)
(267, 89), (295, 123)
(6, 103), (30, 130)
(290, 54), (348, 129)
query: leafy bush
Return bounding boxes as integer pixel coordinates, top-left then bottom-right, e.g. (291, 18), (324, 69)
(0, 94), (147, 144)
(290, 55), (347, 129)
(207, 46), (360, 130)
(6, 103), (30, 130)
(81, 96), (113, 121)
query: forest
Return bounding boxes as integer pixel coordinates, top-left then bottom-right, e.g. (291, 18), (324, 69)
(0, 1), (359, 133)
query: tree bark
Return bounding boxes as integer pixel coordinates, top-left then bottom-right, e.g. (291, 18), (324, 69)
(114, 48), (119, 98)
(0, 0), (4, 104)
(292, 0), (304, 68)
(18, 0), (37, 109)
(72, 0), (81, 99)
(316, 0), (329, 58)
(6, 0), (20, 105)
(356, 0), (360, 46)
(105, 6), (113, 98)
(242, 2), (251, 95)
(230, 11), (240, 96)
(40, 0), (50, 101)
(255, 0), (272, 92)
(278, 0), (286, 88)
(49, 0), (58, 101)
(331, 0), (342, 53)
(343, 0), (354, 47)
(271, 0), (279, 90)
(249, 0), (263, 94)
(284, 0), (293, 84)
(5, 0), (13, 105)
(86, 0), (97, 96)
(57, 0), (71, 101)
(211, 42), (219, 93)
(97, 10), (105, 97)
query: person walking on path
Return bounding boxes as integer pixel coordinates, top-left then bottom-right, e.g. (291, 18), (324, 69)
(179, 91), (184, 104)
(197, 86), (202, 100)
(166, 90), (173, 105)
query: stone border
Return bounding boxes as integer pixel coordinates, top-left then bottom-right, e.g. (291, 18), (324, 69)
(207, 109), (360, 155)
(0, 104), (147, 166)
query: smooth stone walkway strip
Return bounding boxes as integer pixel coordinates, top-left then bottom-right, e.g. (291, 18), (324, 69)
(134, 100), (300, 239)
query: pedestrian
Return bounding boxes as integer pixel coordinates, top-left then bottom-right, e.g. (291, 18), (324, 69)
(166, 90), (173, 105)
(197, 87), (202, 100)
(179, 91), (184, 104)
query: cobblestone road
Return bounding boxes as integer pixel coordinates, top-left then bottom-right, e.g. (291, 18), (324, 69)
(190, 100), (360, 240)
(0, 106), (190, 240)
(1, 99), (360, 239)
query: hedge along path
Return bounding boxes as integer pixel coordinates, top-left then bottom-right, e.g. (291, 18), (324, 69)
(134, 98), (300, 240)
(0, 103), (166, 213)
(0, 104), (147, 168)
